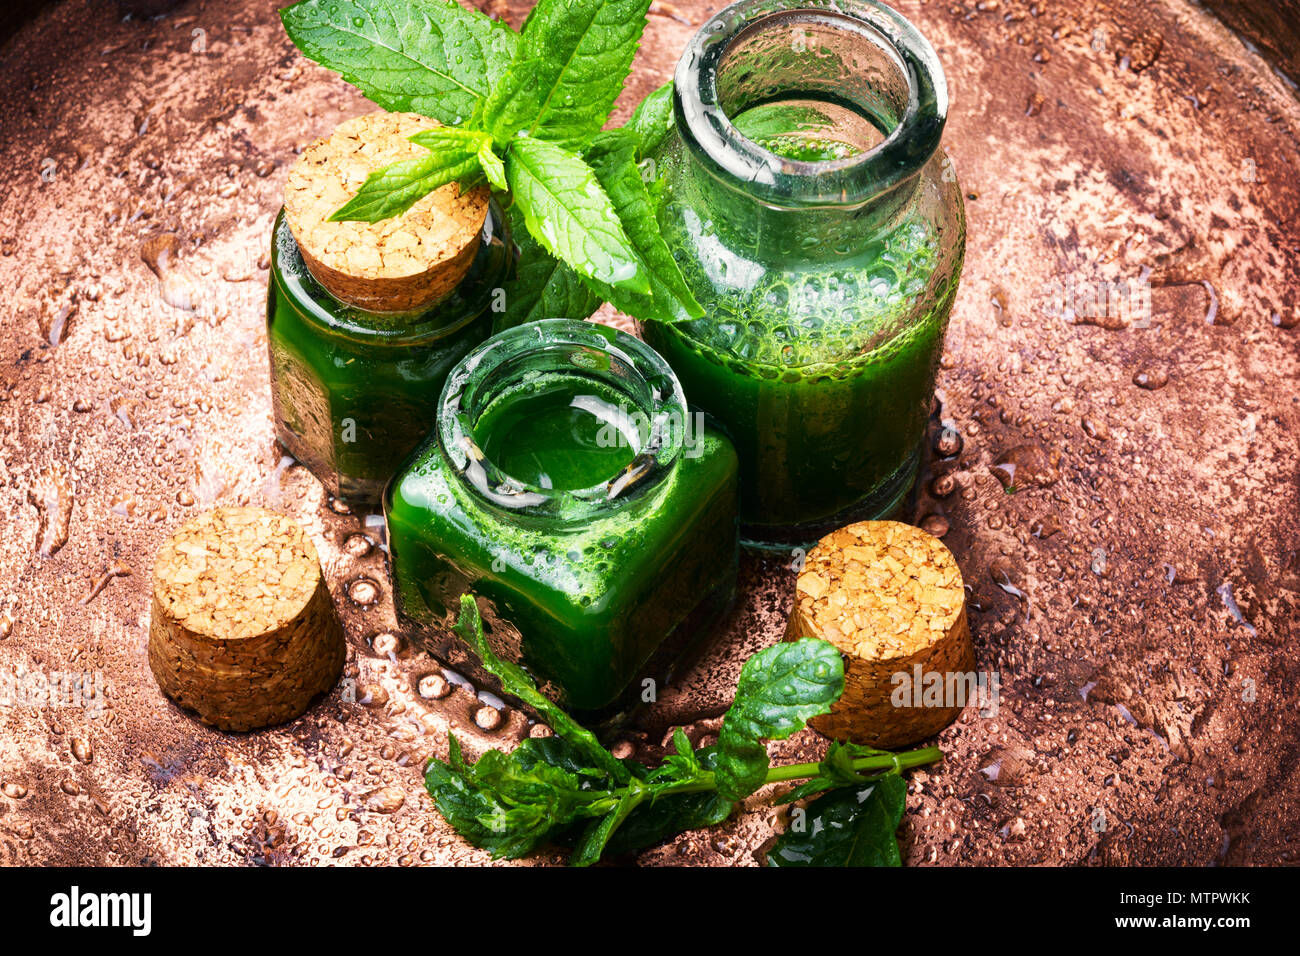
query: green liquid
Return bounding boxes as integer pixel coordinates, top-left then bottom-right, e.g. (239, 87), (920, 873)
(476, 374), (638, 490)
(749, 134), (860, 162)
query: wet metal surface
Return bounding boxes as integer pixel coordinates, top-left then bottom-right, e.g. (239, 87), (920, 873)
(1, 0), (1298, 865)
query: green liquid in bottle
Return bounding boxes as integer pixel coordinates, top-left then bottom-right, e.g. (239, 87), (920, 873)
(476, 374), (639, 491)
(644, 97), (964, 546)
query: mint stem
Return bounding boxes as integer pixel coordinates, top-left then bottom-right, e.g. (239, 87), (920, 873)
(590, 746), (943, 807)
(765, 746), (943, 784)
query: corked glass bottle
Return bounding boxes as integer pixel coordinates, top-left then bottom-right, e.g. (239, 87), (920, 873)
(266, 111), (511, 508)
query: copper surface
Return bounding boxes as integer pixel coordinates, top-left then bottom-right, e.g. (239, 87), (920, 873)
(1, 0), (1297, 866)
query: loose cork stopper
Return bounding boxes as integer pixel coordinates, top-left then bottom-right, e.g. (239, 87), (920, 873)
(284, 110), (490, 313)
(788, 520), (974, 748)
(148, 507), (345, 732)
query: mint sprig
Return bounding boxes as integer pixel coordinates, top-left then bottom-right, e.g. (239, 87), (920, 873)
(423, 595), (942, 866)
(279, 0), (701, 323)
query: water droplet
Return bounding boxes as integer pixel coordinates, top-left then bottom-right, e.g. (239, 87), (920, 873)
(362, 787), (405, 814)
(474, 705), (502, 731)
(1082, 417), (1109, 440)
(417, 673), (450, 699)
(27, 464), (73, 557)
(934, 425), (963, 458)
(920, 513), (950, 537)
(1029, 514), (1061, 538)
(342, 533), (373, 558)
(930, 472), (959, 498)
(1215, 581), (1256, 635)
(1132, 367), (1169, 390)
(347, 577), (379, 606)
(610, 740), (636, 760)
(140, 233), (200, 312)
(368, 631), (404, 659)
(41, 294), (78, 346)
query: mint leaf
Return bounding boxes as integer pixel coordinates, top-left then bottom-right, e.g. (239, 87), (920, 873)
(569, 779), (647, 867)
(602, 746), (732, 858)
(452, 595), (630, 784)
(506, 137), (649, 293)
(767, 774), (908, 867)
(423, 612), (935, 866)
(424, 734), (604, 860)
(480, 56), (546, 146)
(477, 142), (508, 191)
(280, 0), (516, 126)
(775, 740), (892, 805)
(496, 204), (603, 329)
(583, 129), (703, 322)
(626, 81), (675, 158)
(496, 0), (654, 149)
(714, 639), (844, 801)
(330, 128), (486, 222)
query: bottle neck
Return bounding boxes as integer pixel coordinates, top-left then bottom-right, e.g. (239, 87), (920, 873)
(679, 147), (921, 262)
(672, 0), (946, 258)
(438, 320), (688, 525)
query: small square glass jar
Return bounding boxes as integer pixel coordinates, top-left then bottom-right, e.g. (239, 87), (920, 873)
(266, 203), (512, 508)
(384, 319), (740, 713)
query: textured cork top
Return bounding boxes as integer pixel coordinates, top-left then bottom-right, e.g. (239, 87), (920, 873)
(795, 520), (965, 662)
(151, 507), (323, 642)
(284, 111), (489, 311)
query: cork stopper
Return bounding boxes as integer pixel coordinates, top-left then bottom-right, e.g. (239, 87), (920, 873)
(788, 520), (974, 748)
(284, 110), (490, 313)
(148, 507), (346, 732)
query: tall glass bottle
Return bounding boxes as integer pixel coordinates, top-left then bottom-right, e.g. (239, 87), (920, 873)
(642, 0), (966, 547)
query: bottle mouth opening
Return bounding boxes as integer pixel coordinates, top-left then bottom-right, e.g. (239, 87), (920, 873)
(438, 320), (688, 518)
(674, 0), (947, 209)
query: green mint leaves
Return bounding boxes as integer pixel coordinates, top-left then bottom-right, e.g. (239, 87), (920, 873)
(499, 0), (654, 150)
(280, 0), (516, 125)
(422, 594), (941, 866)
(279, 0), (699, 324)
(767, 774), (909, 867)
(450, 596), (629, 784)
(506, 137), (648, 293)
(714, 638), (845, 801)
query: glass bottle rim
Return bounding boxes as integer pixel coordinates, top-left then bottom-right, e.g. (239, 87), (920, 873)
(673, 0), (948, 209)
(437, 319), (689, 520)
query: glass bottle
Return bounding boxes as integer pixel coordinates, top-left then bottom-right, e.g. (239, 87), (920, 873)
(384, 319), (740, 713)
(266, 203), (512, 508)
(641, 0), (966, 547)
